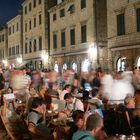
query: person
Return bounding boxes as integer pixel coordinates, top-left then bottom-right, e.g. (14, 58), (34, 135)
(25, 85), (38, 115)
(38, 84), (47, 99)
(116, 95), (139, 135)
(58, 93), (84, 120)
(59, 84), (72, 100)
(22, 68), (31, 89)
(72, 114), (107, 140)
(0, 68), (5, 90)
(27, 97), (53, 140)
(64, 93), (84, 112)
(67, 110), (85, 140)
(87, 88), (103, 112)
(7, 86), (14, 94)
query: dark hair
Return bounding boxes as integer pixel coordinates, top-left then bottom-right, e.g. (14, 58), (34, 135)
(91, 88), (99, 97)
(64, 93), (73, 100)
(63, 84), (71, 90)
(86, 114), (102, 131)
(7, 86), (13, 93)
(72, 110), (84, 123)
(32, 97), (45, 109)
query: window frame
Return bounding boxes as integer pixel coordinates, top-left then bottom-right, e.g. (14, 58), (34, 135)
(117, 13), (125, 36)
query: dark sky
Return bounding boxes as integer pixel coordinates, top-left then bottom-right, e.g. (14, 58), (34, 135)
(0, 0), (22, 26)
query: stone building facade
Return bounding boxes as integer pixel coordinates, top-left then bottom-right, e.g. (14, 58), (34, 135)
(107, 0), (140, 71)
(7, 15), (22, 68)
(0, 26), (7, 63)
(22, 0), (49, 69)
(49, 0), (107, 73)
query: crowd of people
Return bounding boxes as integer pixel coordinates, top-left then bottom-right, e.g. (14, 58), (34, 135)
(0, 66), (140, 140)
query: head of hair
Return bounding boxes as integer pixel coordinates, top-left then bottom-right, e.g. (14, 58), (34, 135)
(91, 88), (99, 97)
(7, 86), (13, 93)
(124, 94), (134, 106)
(21, 67), (26, 70)
(64, 93), (73, 100)
(72, 110), (84, 123)
(83, 90), (89, 100)
(29, 84), (35, 91)
(63, 84), (71, 90)
(86, 114), (102, 131)
(31, 97), (45, 109)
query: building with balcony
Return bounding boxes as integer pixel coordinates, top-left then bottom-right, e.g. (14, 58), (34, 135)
(7, 15), (22, 68)
(107, 0), (140, 71)
(49, 0), (107, 73)
(22, 0), (49, 70)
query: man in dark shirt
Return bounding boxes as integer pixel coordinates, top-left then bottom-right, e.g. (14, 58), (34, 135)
(27, 97), (53, 140)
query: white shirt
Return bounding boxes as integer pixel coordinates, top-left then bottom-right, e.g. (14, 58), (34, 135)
(59, 89), (68, 100)
(66, 97), (84, 111)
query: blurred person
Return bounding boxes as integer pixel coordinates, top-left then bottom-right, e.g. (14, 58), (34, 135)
(58, 93), (84, 120)
(48, 82), (61, 98)
(72, 114), (107, 140)
(3, 67), (10, 89)
(0, 68), (5, 90)
(64, 93), (84, 112)
(27, 97), (53, 140)
(22, 67), (31, 89)
(116, 95), (140, 135)
(102, 71), (134, 104)
(13, 68), (32, 102)
(43, 90), (52, 110)
(25, 85), (38, 115)
(67, 110), (85, 140)
(101, 71), (114, 102)
(2, 87), (18, 120)
(7, 86), (14, 94)
(135, 90), (140, 107)
(132, 69), (140, 91)
(91, 70), (101, 89)
(38, 84), (53, 110)
(87, 88), (103, 112)
(59, 84), (72, 100)
(38, 84), (47, 99)
(32, 71), (41, 91)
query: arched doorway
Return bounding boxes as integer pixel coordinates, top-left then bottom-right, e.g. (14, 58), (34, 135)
(117, 57), (126, 72)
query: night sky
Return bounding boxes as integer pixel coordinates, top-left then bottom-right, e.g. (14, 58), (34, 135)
(0, 0), (22, 26)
